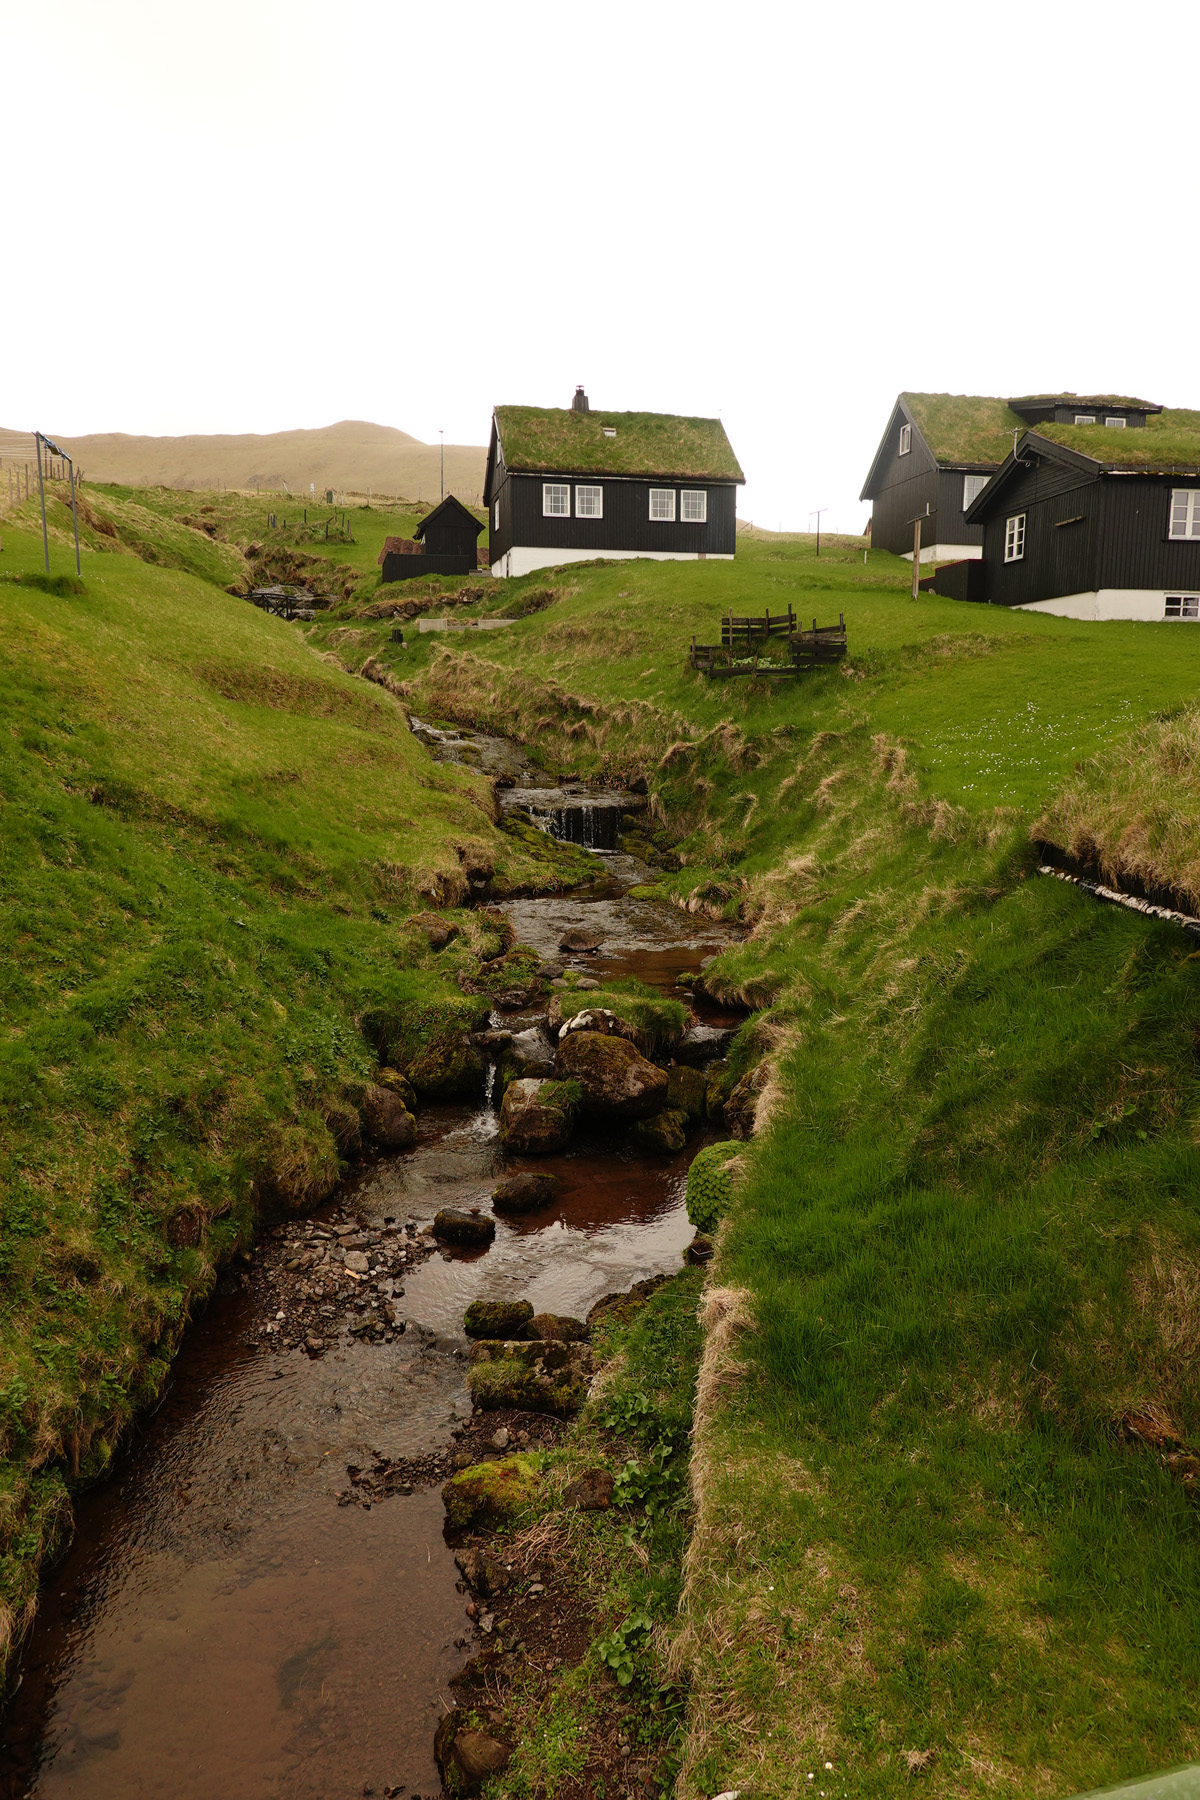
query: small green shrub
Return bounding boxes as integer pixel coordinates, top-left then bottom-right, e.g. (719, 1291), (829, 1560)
(1, 571), (86, 597)
(685, 1139), (740, 1232)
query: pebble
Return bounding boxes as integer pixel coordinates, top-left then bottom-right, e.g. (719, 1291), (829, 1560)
(490, 1428), (510, 1450)
(479, 1613), (495, 1634)
(344, 1251), (370, 1274)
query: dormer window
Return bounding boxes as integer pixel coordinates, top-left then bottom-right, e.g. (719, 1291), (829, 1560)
(898, 423), (912, 456)
(1105, 416), (1127, 428)
(1074, 414), (1096, 425)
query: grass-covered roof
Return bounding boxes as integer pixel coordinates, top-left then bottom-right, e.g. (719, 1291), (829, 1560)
(493, 406), (744, 483)
(904, 392), (1200, 473)
(1033, 407), (1200, 471)
(903, 393), (1026, 467)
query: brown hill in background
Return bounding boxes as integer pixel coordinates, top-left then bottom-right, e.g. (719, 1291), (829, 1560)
(12, 419), (488, 503)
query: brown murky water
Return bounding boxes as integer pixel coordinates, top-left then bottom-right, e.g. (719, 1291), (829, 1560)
(0, 737), (741, 1800)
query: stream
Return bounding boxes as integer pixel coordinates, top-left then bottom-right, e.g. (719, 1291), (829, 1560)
(0, 725), (740, 1800)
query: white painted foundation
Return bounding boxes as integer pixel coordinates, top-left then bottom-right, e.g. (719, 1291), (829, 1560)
(489, 546), (735, 579)
(1016, 590), (1196, 622)
(901, 543), (983, 564)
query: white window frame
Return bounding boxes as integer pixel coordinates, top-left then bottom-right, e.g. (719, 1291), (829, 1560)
(1169, 490), (1200, 540)
(1104, 416), (1127, 429)
(898, 423), (912, 456)
(1074, 414), (1096, 425)
(1165, 594), (1200, 619)
(493, 499), (499, 530)
(575, 484), (603, 519)
(1004, 513), (1026, 563)
(681, 489), (707, 522)
(602, 426), (617, 439)
(962, 473), (990, 509)
(542, 482), (570, 517)
(649, 488), (676, 522)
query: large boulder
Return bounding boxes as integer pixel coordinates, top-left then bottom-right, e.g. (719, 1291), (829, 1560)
(468, 1339), (592, 1416)
(498, 1079), (578, 1154)
(553, 1031), (668, 1120)
(491, 1172), (559, 1214)
(630, 1108), (688, 1153)
(674, 1025), (735, 1066)
(405, 1030), (486, 1102)
(375, 1067), (418, 1112)
(464, 1298), (535, 1339)
(527, 1312), (588, 1343)
(666, 1065), (708, 1124)
(433, 1209), (496, 1247)
(559, 926), (603, 953)
(498, 1027), (555, 1085)
(360, 1084), (416, 1149)
(441, 1452), (541, 1530)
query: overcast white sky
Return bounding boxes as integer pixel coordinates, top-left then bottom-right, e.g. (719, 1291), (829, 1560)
(7, 0), (1199, 530)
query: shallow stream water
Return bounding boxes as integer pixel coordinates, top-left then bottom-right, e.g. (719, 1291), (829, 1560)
(0, 728), (740, 1800)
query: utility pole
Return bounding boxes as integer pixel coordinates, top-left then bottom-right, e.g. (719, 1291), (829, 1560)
(439, 430), (444, 501)
(908, 503), (931, 599)
(809, 507), (828, 558)
(35, 433), (49, 572)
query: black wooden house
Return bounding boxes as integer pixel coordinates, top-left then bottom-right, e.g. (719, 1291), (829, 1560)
(484, 389), (744, 578)
(378, 494), (482, 583)
(951, 399), (1200, 620)
(859, 393), (1025, 562)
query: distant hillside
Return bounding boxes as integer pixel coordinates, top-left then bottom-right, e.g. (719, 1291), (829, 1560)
(7, 420), (488, 504)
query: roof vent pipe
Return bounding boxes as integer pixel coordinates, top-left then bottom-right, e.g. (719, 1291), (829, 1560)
(571, 386), (589, 413)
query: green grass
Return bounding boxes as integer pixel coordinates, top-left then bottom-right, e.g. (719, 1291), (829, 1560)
(494, 405), (744, 481)
(0, 511), (570, 1679)
(368, 533), (1200, 1795)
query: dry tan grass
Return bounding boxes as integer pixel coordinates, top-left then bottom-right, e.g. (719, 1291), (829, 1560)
(1037, 704), (1200, 909)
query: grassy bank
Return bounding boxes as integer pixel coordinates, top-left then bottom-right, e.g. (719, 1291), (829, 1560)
(375, 536), (1200, 1795)
(0, 510), (570, 1683)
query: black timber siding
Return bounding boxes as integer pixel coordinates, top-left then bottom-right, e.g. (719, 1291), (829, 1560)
(978, 464), (1200, 606)
(421, 519), (479, 557)
(935, 468), (986, 551)
(866, 411), (939, 554)
(488, 474), (737, 563)
(381, 552), (476, 583)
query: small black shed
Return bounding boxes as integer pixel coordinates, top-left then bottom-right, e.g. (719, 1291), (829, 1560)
(378, 495), (483, 583)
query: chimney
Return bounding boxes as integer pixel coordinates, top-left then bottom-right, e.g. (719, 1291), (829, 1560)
(571, 386), (589, 413)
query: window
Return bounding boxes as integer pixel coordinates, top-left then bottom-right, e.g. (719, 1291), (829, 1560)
(1074, 414), (1096, 425)
(898, 423), (912, 455)
(1165, 594), (1200, 619)
(602, 426), (617, 439)
(1169, 489), (1200, 539)
(542, 482), (570, 517)
(493, 499), (499, 530)
(1004, 513), (1026, 562)
(649, 488), (676, 521)
(681, 490), (707, 522)
(1105, 416), (1127, 428)
(575, 484), (603, 518)
(962, 473), (990, 509)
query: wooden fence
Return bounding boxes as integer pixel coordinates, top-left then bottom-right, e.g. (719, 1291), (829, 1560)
(690, 610), (846, 679)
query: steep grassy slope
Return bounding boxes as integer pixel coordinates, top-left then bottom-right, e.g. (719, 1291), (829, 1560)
(369, 538), (1200, 1796)
(0, 516), (564, 1683)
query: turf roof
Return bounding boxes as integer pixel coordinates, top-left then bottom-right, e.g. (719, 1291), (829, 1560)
(493, 406), (744, 483)
(1032, 408), (1200, 471)
(902, 393), (1025, 467)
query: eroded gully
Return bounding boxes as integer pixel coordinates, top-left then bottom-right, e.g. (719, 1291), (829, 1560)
(0, 724), (741, 1800)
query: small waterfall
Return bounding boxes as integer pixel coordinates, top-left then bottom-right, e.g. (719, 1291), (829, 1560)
(483, 1061), (497, 1106)
(545, 801), (620, 851)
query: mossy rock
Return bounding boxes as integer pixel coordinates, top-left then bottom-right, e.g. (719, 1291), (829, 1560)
(553, 1031), (668, 1119)
(630, 1108), (688, 1153)
(376, 1067), (418, 1112)
(498, 1078), (578, 1154)
(685, 1139), (740, 1233)
(667, 1064), (708, 1123)
(441, 1452), (542, 1530)
(464, 1299), (535, 1339)
(467, 1339), (591, 1415)
(527, 1312), (588, 1343)
(406, 1030), (486, 1101)
(705, 1059), (734, 1125)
